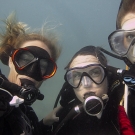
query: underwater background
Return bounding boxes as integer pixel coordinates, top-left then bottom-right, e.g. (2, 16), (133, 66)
(0, 0), (124, 120)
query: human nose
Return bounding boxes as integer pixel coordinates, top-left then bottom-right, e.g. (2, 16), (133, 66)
(81, 76), (91, 88)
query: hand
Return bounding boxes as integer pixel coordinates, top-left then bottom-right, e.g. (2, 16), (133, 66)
(43, 106), (63, 126)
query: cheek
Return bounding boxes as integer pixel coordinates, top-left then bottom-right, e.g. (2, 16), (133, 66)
(99, 79), (108, 94)
(8, 66), (18, 84)
(73, 89), (83, 102)
(11, 66), (18, 77)
(95, 79), (108, 98)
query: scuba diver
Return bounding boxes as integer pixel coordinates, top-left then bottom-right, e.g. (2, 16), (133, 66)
(0, 12), (61, 135)
(107, 0), (135, 131)
(88, 0), (135, 134)
(43, 45), (124, 135)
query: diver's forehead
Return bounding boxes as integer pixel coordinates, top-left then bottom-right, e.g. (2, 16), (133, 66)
(122, 13), (135, 30)
(20, 40), (51, 57)
(70, 55), (99, 68)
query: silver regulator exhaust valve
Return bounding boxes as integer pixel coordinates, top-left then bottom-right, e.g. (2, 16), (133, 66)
(75, 93), (109, 119)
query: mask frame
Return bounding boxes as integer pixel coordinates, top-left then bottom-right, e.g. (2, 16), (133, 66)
(10, 47), (57, 80)
(64, 64), (107, 88)
(108, 29), (135, 57)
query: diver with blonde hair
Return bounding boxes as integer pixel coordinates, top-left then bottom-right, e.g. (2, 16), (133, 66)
(0, 12), (61, 135)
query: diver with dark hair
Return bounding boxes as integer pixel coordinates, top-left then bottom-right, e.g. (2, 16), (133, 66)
(0, 13), (61, 135)
(43, 45), (124, 135)
(83, 1), (135, 134)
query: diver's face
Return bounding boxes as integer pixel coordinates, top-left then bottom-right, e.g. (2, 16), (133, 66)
(69, 55), (108, 102)
(8, 40), (51, 88)
(122, 13), (135, 63)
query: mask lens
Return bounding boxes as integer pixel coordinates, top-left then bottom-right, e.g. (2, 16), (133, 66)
(13, 49), (34, 69)
(66, 64), (105, 88)
(12, 48), (57, 80)
(66, 70), (81, 87)
(109, 29), (135, 56)
(42, 59), (57, 79)
(89, 67), (104, 83)
(40, 59), (48, 76)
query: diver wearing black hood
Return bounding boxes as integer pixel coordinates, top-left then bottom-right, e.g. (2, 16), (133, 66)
(43, 45), (124, 135)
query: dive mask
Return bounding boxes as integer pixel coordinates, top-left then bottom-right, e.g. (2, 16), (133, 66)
(65, 64), (106, 88)
(108, 29), (135, 57)
(10, 46), (57, 81)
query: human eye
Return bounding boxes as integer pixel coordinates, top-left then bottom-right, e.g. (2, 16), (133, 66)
(17, 52), (34, 66)
(73, 71), (81, 79)
(126, 33), (135, 41)
(89, 67), (101, 77)
(20, 53), (30, 61)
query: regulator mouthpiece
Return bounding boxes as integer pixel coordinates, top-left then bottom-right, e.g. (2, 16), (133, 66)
(83, 93), (108, 119)
(19, 79), (44, 105)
